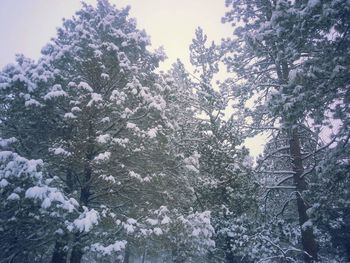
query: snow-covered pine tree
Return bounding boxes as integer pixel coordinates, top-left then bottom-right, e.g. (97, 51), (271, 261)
(188, 27), (260, 262)
(0, 54), (80, 262)
(35, 1), (185, 262)
(222, 0), (350, 261)
(118, 60), (217, 263)
(0, 2), (218, 262)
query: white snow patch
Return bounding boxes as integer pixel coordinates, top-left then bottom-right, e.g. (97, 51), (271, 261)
(7, 193), (20, 201)
(64, 112), (77, 119)
(91, 240), (127, 256)
(307, 0), (320, 8)
(94, 151), (111, 162)
(0, 137), (17, 148)
(25, 186), (47, 200)
(100, 175), (116, 183)
(127, 218), (137, 225)
(73, 207), (99, 233)
(94, 50), (103, 58)
(101, 73), (109, 80)
(101, 117), (110, 123)
(183, 151), (200, 173)
(44, 84), (67, 100)
(71, 106), (82, 112)
(87, 93), (103, 107)
(147, 128), (158, 139)
(129, 171), (141, 180)
(126, 122), (137, 129)
(146, 218), (158, 226)
(78, 82), (93, 92)
(123, 219), (137, 234)
(50, 147), (71, 156)
(153, 227), (163, 236)
(161, 216), (171, 225)
(112, 138), (129, 147)
(68, 82), (76, 87)
(25, 99), (42, 107)
(302, 220), (313, 230)
(96, 134), (111, 144)
(25, 185), (77, 212)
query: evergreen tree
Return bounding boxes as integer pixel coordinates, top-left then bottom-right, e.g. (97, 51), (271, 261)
(0, 55), (78, 263)
(189, 27), (259, 262)
(222, 0), (350, 261)
(0, 2), (217, 262)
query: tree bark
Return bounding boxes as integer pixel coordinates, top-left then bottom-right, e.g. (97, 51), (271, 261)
(141, 247), (146, 263)
(123, 243), (130, 263)
(289, 128), (318, 262)
(70, 167), (91, 263)
(70, 244), (83, 263)
(225, 241), (236, 263)
(51, 239), (68, 263)
(70, 125), (94, 263)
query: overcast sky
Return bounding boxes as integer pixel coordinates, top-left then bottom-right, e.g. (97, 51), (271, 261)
(0, 0), (265, 157)
(0, 0), (233, 69)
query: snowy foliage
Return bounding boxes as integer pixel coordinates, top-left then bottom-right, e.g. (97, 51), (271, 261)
(1, 0), (349, 262)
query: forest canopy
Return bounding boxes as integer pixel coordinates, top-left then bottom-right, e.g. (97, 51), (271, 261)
(0, 0), (349, 262)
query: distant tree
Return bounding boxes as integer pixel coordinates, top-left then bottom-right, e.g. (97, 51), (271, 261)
(188, 27), (260, 262)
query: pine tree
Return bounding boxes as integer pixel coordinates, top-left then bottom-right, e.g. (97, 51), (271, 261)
(188, 27), (260, 262)
(0, 55), (79, 263)
(0, 2), (218, 262)
(222, 0), (350, 261)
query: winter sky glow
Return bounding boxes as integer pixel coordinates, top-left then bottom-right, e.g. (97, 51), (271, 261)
(0, 0), (265, 157)
(0, 0), (232, 70)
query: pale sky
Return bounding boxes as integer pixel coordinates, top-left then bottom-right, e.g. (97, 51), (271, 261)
(0, 0), (233, 70)
(0, 0), (265, 157)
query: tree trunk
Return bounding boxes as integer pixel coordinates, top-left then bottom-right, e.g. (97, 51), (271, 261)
(222, 205), (236, 263)
(51, 239), (68, 263)
(70, 171), (90, 263)
(70, 243), (83, 263)
(225, 250), (235, 263)
(289, 128), (318, 262)
(141, 247), (146, 263)
(123, 243), (130, 263)
(70, 129), (94, 263)
(224, 236), (236, 263)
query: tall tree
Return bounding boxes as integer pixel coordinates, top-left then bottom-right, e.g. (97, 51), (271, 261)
(0, 2), (218, 262)
(222, 0), (350, 261)
(0, 55), (79, 263)
(189, 27), (259, 262)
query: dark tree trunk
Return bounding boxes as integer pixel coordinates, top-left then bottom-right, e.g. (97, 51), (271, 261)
(70, 167), (91, 263)
(225, 249), (235, 263)
(141, 247), (146, 263)
(224, 236), (236, 263)
(80, 161), (92, 206)
(222, 203), (236, 263)
(123, 243), (130, 263)
(70, 126), (94, 263)
(70, 243), (83, 263)
(289, 128), (318, 262)
(51, 240), (68, 263)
